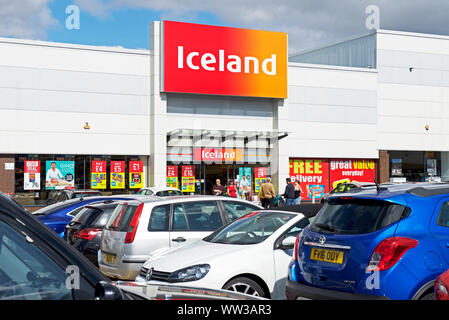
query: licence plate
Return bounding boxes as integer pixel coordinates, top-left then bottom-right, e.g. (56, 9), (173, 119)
(310, 248), (344, 264)
(103, 254), (116, 264)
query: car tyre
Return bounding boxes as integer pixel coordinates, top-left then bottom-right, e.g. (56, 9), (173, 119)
(223, 277), (266, 297)
(419, 292), (435, 300)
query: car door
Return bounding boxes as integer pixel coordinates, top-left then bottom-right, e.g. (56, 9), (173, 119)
(272, 217), (313, 299)
(169, 201), (223, 248)
(136, 204), (171, 255)
(430, 199), (449, 264)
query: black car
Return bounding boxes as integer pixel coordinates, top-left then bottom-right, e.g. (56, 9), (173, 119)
(0, 192), (142, 300)
(65, 200), (120, 265)
(46, 189), (103, 205)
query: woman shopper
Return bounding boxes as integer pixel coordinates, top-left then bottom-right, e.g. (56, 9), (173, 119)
(227, 179), (237, 198)
(293, 180), (303, 205)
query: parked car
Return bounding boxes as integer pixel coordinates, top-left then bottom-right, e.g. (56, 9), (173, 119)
(65, 200), (121, 265)
(320, 182), (376, 204)
(135, 209), (316, 299)
(136, 187), (183, 197)
(0, 191), (149, 300)
(46, 189), (103, 205)
(34, 194), (150, 237)
(98, 196), (263, 280)
(435, 269), (449, 300)
(286, 182), (449, 300)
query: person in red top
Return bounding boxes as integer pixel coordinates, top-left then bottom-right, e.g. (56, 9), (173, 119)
(227, 179), (237, 198)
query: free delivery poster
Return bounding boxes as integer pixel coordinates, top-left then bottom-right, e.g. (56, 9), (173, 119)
(45, 161), (75, 190)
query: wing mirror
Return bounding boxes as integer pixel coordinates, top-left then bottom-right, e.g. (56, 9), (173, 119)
(277, 236), (297, 250)
(94, 281), (125, 300)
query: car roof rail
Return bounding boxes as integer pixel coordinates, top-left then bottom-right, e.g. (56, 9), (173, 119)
(406, 184), (449, 197)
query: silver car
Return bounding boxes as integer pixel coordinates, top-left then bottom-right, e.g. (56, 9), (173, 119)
(98, 196), (263, 280)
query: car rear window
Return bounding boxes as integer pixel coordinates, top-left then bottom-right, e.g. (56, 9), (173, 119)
(105, 203), (139, 232)
(73, 207), (102, 226)
(91, 207), (117, 228)
(309, 199), (409, 235)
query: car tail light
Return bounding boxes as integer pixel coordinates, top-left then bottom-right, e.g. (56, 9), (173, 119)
(367, 237), (418, 272)
(74, 228), (100, 241)
(435, 270), (449, 300)
(125, 203), (144, 244)
(293, 233), (301, 261)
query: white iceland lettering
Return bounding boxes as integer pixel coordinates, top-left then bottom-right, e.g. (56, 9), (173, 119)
(177, 46), (276, 76)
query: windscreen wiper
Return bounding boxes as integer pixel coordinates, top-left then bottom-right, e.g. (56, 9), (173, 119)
(314, 223), (335, 233)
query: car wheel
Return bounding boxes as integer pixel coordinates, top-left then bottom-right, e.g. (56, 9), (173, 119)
(223, 277), (266, 297)
(419, 292), (435, 300)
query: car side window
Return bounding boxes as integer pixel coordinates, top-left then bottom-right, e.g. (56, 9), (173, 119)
(149, 205), (170, 231)
(146, 190), (154, 196)
(0, 220), (73, 300)
(437, 202), (449, 228)
(183, 201), (223, 231)
(222, 201), (260, 222)
(172, 204), (188, 231)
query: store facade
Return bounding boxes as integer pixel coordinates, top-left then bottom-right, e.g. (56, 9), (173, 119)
(3, 23), (449, 206)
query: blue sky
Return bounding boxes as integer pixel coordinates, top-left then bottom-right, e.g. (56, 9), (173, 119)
(46, 0), (224, 50)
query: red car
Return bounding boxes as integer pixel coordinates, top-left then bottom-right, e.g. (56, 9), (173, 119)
(435, 269), (449, 300)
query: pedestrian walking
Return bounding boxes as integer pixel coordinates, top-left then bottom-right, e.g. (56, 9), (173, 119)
(293, 180), (303, 205)
(283, 177), (295, 206)
(258, 177), (276, 208)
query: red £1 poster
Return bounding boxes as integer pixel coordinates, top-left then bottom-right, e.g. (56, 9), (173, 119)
(129, 161), (144, 189)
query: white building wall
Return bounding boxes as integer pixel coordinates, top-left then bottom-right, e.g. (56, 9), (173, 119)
(0, 38), (151, 156)
(377, 30), (449, 151)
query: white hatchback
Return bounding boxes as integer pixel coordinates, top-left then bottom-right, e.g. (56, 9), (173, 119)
(135, 210), (316, 300)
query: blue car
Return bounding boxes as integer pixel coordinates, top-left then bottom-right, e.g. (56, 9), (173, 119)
(34, 195), (149, 237)
(286, 183), (449, 300)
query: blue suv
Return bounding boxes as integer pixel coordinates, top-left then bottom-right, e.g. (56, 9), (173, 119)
(286, 183), (449, 300)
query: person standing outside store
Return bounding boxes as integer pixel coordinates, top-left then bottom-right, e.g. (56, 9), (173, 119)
(283, 178), (296, 206)
(258, 177), (276, 208)
(212, 178), (226, 196)
(293, 180), (303, 205)
(227, 179), (237, 198)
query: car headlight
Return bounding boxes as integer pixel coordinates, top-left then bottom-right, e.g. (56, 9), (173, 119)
(168, 264), (210, 283)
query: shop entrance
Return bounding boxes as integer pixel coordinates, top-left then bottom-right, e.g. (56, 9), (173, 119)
(203, 164), (238, 195)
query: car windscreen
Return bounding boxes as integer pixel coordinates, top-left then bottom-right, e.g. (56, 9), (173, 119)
(203, 211), (295, 245)
(308, 198), (409, 235)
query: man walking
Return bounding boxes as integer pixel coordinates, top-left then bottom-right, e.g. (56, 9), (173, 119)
(258, 177), (276, 208)
(283, 178), (296, 206)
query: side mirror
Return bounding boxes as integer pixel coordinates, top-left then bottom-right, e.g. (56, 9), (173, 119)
(94, 281), (125, 300)
(278, 236), (297, 250)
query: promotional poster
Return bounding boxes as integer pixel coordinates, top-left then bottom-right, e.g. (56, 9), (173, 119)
(45, 161), (75, 190)
(24, 160), (41, 190)
(167, 165), (179, 189)
(91, 161), (107, 189)
(129, 161), (144, 189)
(110, 161), (125, 189)
(181, 165), (195, 193)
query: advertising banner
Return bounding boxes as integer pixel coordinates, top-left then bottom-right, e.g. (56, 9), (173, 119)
(329, 159), (376, 190)
(254, 167), (267, 193)
(181, 165), (195, 193)
(110, 161), (125, 189)
(91, 161), (107, 189)
(24, 160), (41, 190)
(289, 158), (376, 201)
(129, 161), (144, 189)
(45, 161), (75, 190)
(163, 20), (287, 99)
(166, 165), (179, 189)
(238, 167), (252, 195)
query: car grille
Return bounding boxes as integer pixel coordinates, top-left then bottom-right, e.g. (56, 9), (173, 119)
(140, 267), (171, 282)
